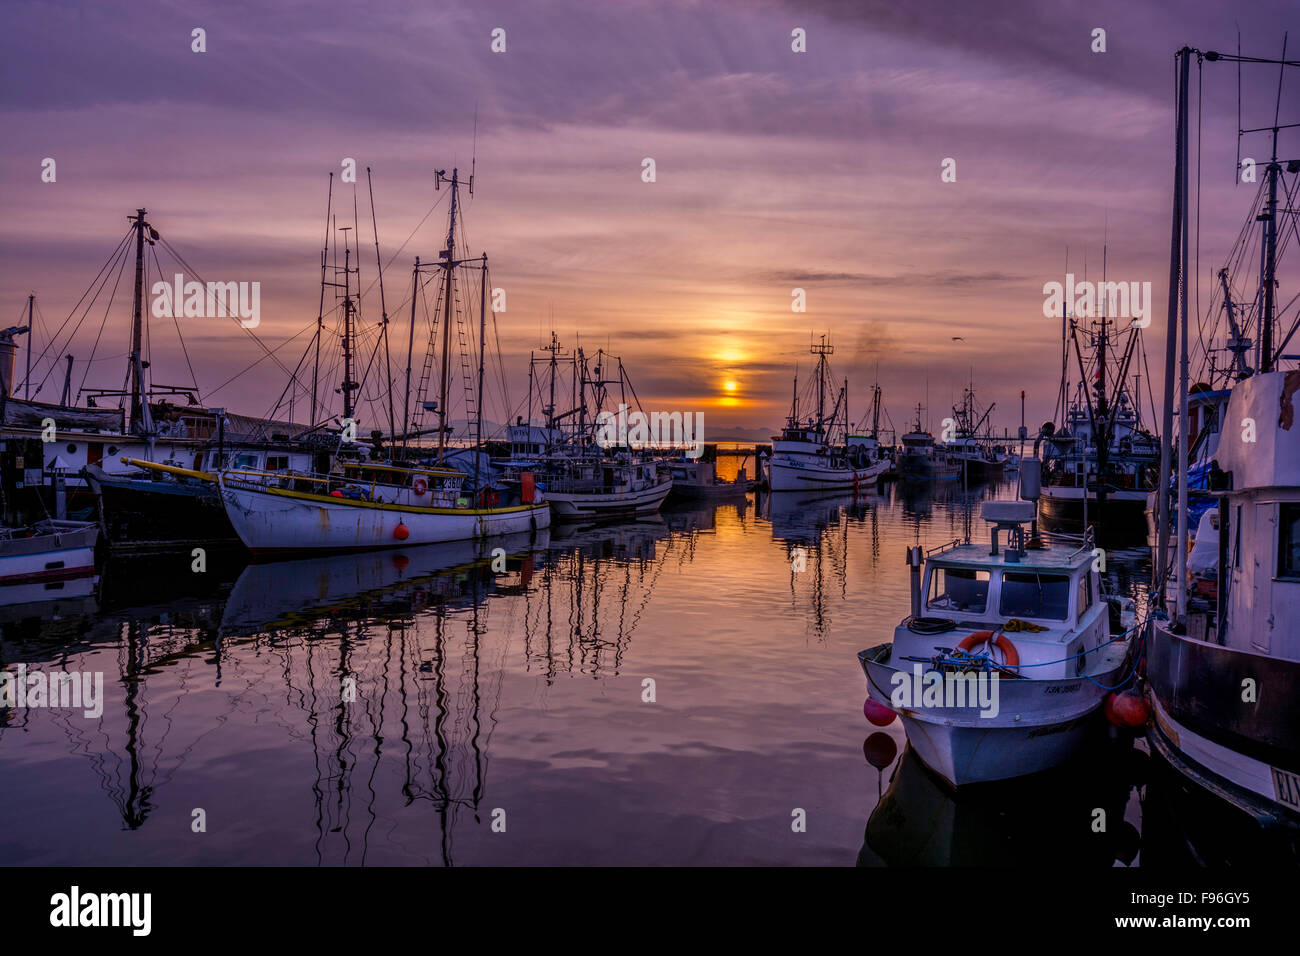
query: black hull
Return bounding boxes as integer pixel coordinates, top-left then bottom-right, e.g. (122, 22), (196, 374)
(93, 477), (240, 552)
(1147, 622), (1300, 812)
(899, 458), (959, 481)
(957, 458), (1003, 483)
(1038, 490), (1148, 544)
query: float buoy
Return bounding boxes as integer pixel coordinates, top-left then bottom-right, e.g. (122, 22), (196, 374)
(330, 489), (344, 497)
(393, 523), (410, 540)
(957, 630), (1020, 667)
(863, 697), (897, 726)
(1104, 689), (1150, 729)
(413, 476), (428, 496)
(863, 732), (898, 770)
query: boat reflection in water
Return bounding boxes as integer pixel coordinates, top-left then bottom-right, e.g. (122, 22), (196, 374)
(859, 743), (1143, 867)
(219, 530), (549, 634)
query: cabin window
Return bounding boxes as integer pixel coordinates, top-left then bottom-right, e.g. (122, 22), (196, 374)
(927, 567), (990, 614)
(233, 453), (259, 470)
(1000, 571), (1071, 620)
(1280, 504), (1300, 580)
(266, 455), (289, 471)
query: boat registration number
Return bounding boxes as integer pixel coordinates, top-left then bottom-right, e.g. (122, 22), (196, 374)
(1272, 766), (1300, 812)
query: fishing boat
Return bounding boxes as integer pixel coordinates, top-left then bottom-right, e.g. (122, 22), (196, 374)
(665, 455), (751, 501)
(1038, 308), (1161, 542)
(0, 519), (98, 588)
(858, 462), (1135, 786)
(897, 406), (960, 481)
(219, 166), (550, 553)
(540, 454), (672, 518)
(1144, 46), (1300, 851)
(764, 339), (889, 492)
(947, 385), (1004, 482)
(506, 334), (673, 519)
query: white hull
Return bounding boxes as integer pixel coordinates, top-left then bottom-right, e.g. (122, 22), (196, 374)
(861, 642), (1129, 786)
(218, 476), (550, 554)
(767, 458), (887, 492)
(547, 478), (672, 518)
(0, 522), (99, 584)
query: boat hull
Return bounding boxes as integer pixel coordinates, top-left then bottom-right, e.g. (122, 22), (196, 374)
(766, 459), (887, 492)
(1145, 620), (1300, 830)
(218, 477), (551, 555)
(547, 478), (673, 518)
(84, 465), (238, 551)
(1040, 485), (1149, 540)
(0, 521), (98, 586)
(859, 643), (1127, 786)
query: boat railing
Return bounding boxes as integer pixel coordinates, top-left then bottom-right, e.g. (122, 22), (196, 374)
(928, 538), (963, 557)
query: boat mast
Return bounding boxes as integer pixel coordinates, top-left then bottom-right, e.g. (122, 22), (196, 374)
(25, 293), (33, 400)
(1094, 314), (1110, 538)
(128, 208), (148, 432)
(338, 228), (358, 422)
(366, 168), (396, 444)
(312, 175), (333, 428)
(434, 168), (462, 459)
(811, 334), (832, 433)
(1156, 49), (1191, 607)
(404, 257), (419, 454)
(475, 253), (487, 492)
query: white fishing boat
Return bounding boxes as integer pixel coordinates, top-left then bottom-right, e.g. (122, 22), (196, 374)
(218, 462), (549, 555)
(544, 456), (672, 518)
(765, 339), (889, 492)
(858, 463), (1135, 786)
(0, 519), (99, 586)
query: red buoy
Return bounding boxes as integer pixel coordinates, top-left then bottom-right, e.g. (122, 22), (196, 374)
(1104, 689), (1150, 729)
(863, 732), (898, 770)
(392, 554), (410, 570)
(393, 523), (410, 541)
(863, 697), (897, 726)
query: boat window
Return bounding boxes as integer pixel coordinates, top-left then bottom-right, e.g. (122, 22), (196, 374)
(1280, 504), (1300, 579)
(233, 453), (259, 469)
(927, 567), (989, 614)
(1000, 571), (1071, 620)
(1078, 574), (1091, 614)
(266, 455), (289, 471)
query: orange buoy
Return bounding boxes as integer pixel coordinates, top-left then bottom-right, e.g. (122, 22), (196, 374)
(393, 523), (410, 540)
(957, 630), (1020, 667)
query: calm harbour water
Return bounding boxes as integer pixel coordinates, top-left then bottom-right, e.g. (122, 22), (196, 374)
(0, 477), (1171, 866)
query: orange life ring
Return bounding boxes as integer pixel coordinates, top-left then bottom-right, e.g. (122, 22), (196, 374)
(957, 630), (1020, 667)
(413, 476), (428, 496)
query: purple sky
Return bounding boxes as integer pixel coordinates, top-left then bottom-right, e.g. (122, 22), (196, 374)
(2, 0), (1297, 438)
